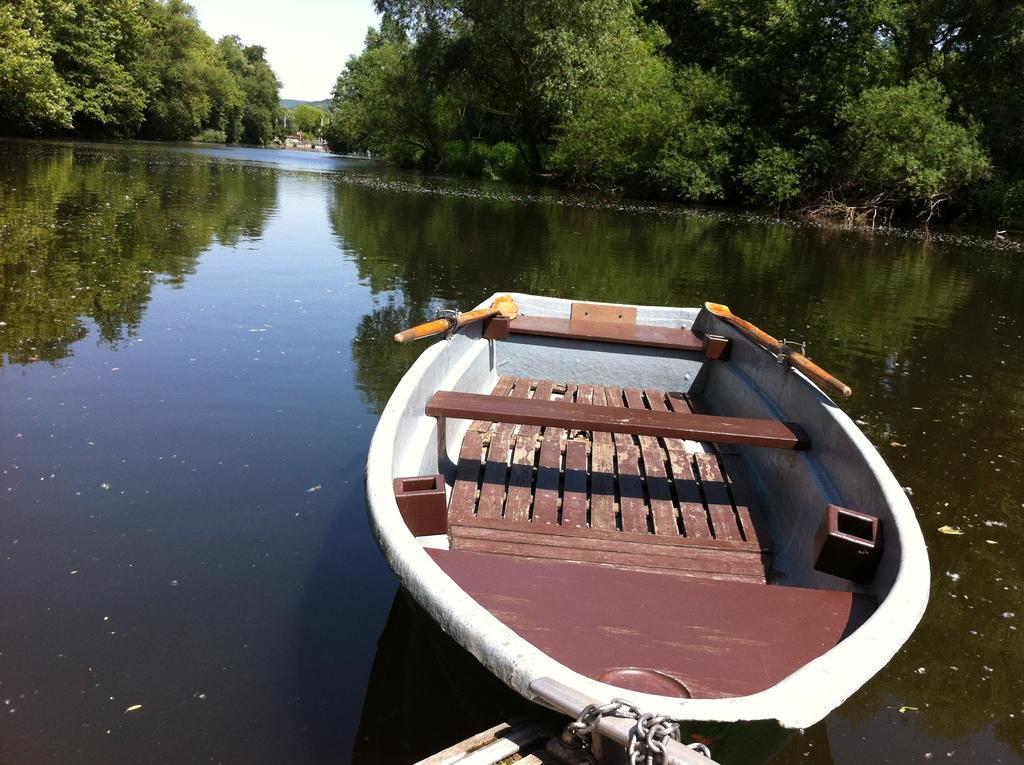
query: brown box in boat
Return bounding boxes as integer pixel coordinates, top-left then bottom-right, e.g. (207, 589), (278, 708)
(394, 475), (448, 536)
(813, 504), (881, 583)
(482, 315), (511, 340)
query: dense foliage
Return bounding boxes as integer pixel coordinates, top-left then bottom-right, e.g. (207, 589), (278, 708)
(326, 0), (1023, 221)
(0, 0), (281, 144)
(286, 104), (328, 137)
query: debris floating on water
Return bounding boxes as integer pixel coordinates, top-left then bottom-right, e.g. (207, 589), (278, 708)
(305, 484), (322, 493)
(938, 526), (964, 535)
(124, 704), (142, 713)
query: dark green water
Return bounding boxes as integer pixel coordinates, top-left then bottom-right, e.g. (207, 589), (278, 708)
(1, 139), (1021, 764)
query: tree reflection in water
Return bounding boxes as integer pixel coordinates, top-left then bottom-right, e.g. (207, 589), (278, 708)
(0, 141), (278, 365)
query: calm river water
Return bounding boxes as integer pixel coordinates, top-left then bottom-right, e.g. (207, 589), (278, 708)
(1, 139), (1021, 764)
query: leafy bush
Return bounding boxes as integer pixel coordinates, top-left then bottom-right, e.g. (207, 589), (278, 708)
(443, 140), (528, 180)
(966, 178), (1024, 224)
(553, 32), (742, 202)
(740, 146), (804, 207)
(488, 141), (528, 180)
(192, 128), (227, 143)
(841, 79), (990, 207)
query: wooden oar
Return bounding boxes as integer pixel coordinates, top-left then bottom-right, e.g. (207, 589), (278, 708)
(704, 302), (853, 398)
(394, 295), (520, 344)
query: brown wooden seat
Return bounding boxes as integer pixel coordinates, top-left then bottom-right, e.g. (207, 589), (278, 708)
(509, 315), (709, 352)
(427, 391), (809, 450)
(427, 548), (876, 699)
(443, 377), (775, 583)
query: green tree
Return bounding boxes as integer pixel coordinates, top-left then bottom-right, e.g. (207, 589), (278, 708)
(840, 79), (990, 215)
(218, 35), (281, 144)
(289, 104), (326, 136)
(894, 0), (1024, 176)
(0, 0), (72, 132)
(137, 0), (223, 140)
(377, 0), (646, 172)
(554, 25), (743, 202)
(47, 0), (152, 137)
(325, 19), (452, 165)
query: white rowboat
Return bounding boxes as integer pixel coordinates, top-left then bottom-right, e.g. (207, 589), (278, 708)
(366, 293), (929, 763)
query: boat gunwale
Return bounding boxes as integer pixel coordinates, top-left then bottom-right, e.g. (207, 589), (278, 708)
(365, 292), (930, 729)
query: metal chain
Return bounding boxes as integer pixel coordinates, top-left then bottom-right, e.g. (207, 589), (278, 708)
(563, 698), (640, 750)
(561, 699), (712, 765)
(627, 711), (680, 765)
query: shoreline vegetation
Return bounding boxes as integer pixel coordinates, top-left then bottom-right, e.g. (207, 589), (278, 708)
(3, 1), (1022, 227)
(322, 0), (1024, 227)
(0, 0), (283, 145)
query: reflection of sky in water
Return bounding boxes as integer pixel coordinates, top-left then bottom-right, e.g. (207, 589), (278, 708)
(0, 139), (1022, 764)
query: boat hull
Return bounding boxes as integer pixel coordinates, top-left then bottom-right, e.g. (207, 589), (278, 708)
(365, 293), (929, 735)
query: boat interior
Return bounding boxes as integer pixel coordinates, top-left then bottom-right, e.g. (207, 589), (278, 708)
(390, 301), (884, 700)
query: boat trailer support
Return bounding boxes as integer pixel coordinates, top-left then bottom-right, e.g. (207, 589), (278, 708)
(530, 677), (721, 765)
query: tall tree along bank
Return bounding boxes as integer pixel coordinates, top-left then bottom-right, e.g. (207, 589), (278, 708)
(326, 0), (1019, 223)
(0, 0), (282, 144)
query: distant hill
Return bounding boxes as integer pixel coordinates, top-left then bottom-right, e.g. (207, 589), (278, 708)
(281, 98), (332, 110)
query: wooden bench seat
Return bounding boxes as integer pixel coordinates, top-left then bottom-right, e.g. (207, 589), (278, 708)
(443, 377), (775, 583)
(509, 315), (708, 352)
(427, 548), (875, 699)
(428, 391), (809, 450)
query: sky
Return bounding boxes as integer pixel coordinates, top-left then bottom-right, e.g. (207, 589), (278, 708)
(188, 0), (381, 102)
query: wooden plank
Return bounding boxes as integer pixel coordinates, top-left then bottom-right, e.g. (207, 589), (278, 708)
(666, 390), (694, 414)
(719, 453), (772, 550)
(562, 440), (588, 528)
(504, 433), (537, 523)
(639, 439), (678, 536)
(569, 302), (638, 325)
(576, 383), (594, 406)
(477, 431), (511, 519)
(449, 429), (484, 520)
(426, 391), (810, 450)
(495, 378), (533, 435)
(678, 393), (742, 455)
(520, 379), (554, 439)
(510, 315), (705, 352)
(666, 449), (713, 540)
(531, 428), (562, 525)
(694, 452), (741, 542)
(451, 536), (767, 583)
(451, 515), (761, 553)
(645, 390), (695, 538)
(624, 388), (678, 536)
(471, 375), (515, 431)
(671, 392), (765, 543)
(451, 525), (768, 579)
(606, 386), (648, 533)
(589, 386), (617, 531)
(414, 719), (549, 765)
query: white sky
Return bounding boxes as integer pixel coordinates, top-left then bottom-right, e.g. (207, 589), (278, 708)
(188, 0), (381, 101)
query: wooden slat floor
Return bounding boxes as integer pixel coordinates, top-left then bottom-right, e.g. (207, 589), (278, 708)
(448, 376), (773, 583)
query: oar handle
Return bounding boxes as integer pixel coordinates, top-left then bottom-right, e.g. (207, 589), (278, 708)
(783, 350), (853, 398)
(394, 317), (456, 344)
(705, 302), (853, 398)
(393, 307), (500, 344)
